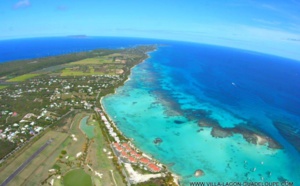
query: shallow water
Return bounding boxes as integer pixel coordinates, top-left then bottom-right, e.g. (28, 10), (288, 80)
(103, 43), (300, 184)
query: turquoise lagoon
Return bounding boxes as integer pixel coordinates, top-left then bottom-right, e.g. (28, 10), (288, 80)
(102, 43), (300, 184)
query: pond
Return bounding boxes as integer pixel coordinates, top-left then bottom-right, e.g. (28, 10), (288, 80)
(80, 116), (95, 139)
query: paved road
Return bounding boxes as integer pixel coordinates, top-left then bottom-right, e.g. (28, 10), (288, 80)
(0, 139), (52, 186)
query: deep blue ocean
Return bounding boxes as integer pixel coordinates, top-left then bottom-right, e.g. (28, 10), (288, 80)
(0, 37), (161, 63)
(1, 37), (300, 184)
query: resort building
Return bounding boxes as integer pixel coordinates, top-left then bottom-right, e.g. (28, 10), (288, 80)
(139, 157), (150, 165)
(148, 163), (162, 172)
(128, 156), (137, 163)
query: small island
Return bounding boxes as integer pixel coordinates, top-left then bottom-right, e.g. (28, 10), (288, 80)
(0, 46), (178, 186)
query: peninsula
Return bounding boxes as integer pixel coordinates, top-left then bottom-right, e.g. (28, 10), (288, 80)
(0, 46), (177, 186)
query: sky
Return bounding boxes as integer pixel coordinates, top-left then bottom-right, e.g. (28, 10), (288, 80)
(1, 0), (300, 60)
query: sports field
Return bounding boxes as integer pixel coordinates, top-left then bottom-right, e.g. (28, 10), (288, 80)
(63, 169), (92, 186)
(85, 117), (126, 186)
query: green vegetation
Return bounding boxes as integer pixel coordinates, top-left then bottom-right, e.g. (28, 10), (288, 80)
(0, 46), (156, 80)
(0, 86), (7, 90)
(135, 173), (177, 186)
(91, 119), (126, 185)
(60, 66), (108, 76)
(0, 49), (119, 78)
(68, 57), (112, 65)
(61, 150), (67, 155)
(63, 169), (92, 186)
(7, 73), (40, 82)
(0, 140), (17, 159)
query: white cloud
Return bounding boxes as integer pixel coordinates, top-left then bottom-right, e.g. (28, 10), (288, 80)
(13, 0), (31, 9)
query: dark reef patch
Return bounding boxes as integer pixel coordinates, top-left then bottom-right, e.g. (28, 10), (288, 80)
(211, 126), (233, 138)
(184, 109), (211, 121)
(148, 64), (283, 150)
(198, 117), (282, 149)
(153, 137), (163, 145)
(174, 120), (185, 124)
(273, 121), (300, 152)
(277, 176), (289, 183)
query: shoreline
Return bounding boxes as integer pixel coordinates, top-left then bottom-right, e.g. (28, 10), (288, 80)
(101, 51), (153, 98)
(98, 49), (180, 185)
(100, 98), (180, 185)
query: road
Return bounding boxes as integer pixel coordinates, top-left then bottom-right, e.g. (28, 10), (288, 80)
(0, 139), (52, 186)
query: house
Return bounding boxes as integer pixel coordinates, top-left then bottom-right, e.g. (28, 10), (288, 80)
(34, 126), (43, 133)
(148, 163), (161, 172)
(121, 151), (129, 159)
(139, 157), (150, 165)
(128, 156), (137, 163)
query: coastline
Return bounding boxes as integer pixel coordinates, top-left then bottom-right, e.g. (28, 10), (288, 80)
(100, 97), (180, 185)
(98, 49), (180, 185)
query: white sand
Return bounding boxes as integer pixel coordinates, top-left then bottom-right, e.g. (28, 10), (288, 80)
(124, 163), (164, 184)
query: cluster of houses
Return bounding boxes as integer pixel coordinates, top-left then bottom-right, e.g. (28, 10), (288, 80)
(95, 107), (162, 173)
(0, 66), (131, 160)
(0, 75), (123, 146)
(0, 112), (46, 143)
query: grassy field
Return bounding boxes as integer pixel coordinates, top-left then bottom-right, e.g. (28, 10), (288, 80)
(0, 86), (7, 90)
(86, 119), (126, 186)
(68, 57), (113, 65)
(67, 113), (126, 186)
(60, 55), (126, 77)
(0, 130), (68, 186)
(0, 112), (126, 186)
(60, 66), (117, 76)
(60, 67), (105, 76)
(7, 73), (40, 82)
(64, 169), (92, 186)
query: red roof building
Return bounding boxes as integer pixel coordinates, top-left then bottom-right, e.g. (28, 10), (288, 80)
(139, 157), (150, 165)
(122, 142), (130, 148)
(121, 151), (129, 158)
(113, 143), (124, 152)
(128, 156), (137, 163)
(130, 151), (138, 156)
(148, 163), (161, 172)
(126, 146), (133, 152)
(116, 146), (123, 152)
(135, 154), (142, 159)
